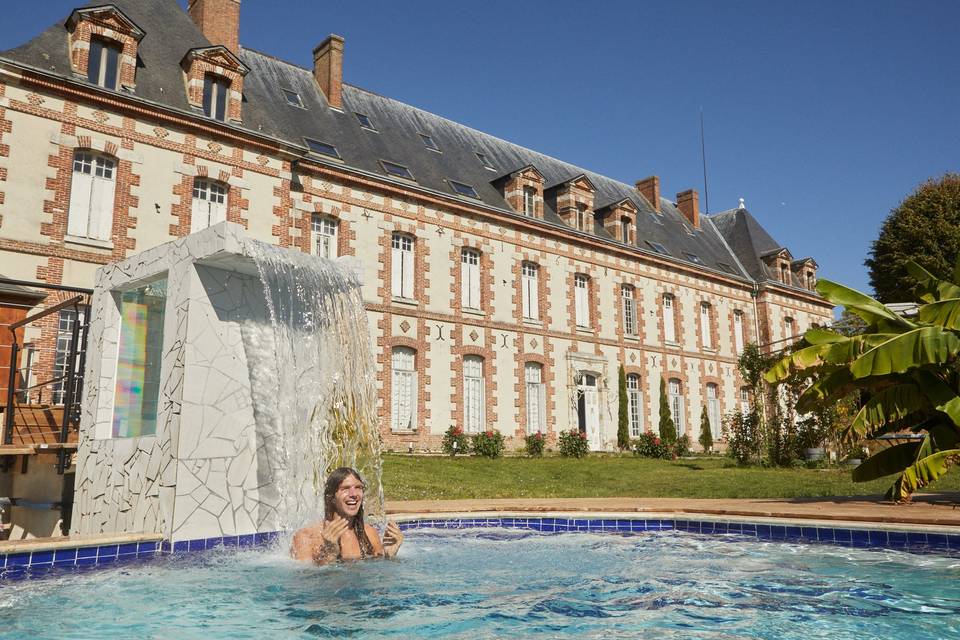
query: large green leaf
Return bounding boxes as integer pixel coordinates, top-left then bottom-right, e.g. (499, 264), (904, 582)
(915, 369), (960, 427)
(764, 334), (895, 383)
(794, 368), (853, 412)
(919, 298), (960, 330)
(815, 279), (915, 330)
(887, 449), (960, 502)
(852, 442), (921, 482)
(848, 384), (928, 436)
(907, 260), (960, 303)
(804, 328), (848, 345)
(850, 326), (960, 379)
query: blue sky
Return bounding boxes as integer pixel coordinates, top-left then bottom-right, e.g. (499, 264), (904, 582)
(2, 1), (957, 295)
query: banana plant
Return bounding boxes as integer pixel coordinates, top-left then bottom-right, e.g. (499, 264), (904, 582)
(765, 259), (960, 502)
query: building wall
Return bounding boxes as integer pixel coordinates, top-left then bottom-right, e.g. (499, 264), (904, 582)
(0, 67), (835, 453)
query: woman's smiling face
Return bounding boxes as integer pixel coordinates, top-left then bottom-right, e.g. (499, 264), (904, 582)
(333, 474), (365, 518)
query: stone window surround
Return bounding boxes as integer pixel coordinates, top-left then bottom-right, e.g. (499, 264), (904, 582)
(66, 6), (145, 92)
(181, 46), (249, 124)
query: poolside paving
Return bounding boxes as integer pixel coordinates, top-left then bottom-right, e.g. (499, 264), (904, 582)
(386, 494), (960, 527)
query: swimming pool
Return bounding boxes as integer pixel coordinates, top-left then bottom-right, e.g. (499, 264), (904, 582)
(2, 521), (959, 639)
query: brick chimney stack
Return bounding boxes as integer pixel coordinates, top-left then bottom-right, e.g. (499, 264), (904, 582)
(635, 176), (660, 213)
(676, 189), (700, 229)
(187, 0), (241, 55)
(314, 34), (345, 109)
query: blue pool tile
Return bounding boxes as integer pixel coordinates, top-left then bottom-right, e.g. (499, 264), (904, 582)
(741, 523), (757, 536)
(769, 525), (787, 540)
(207, 537), (224, 549)
(816, 528), (835, 543)
(6, 553), (30, 568)
(926, 533), (949, 549)
(887, 532), (908, 548)
(117, 543), (139, 556)
(948, 535), (960, 550)
(54, 548), (77, 564)
(906, 532), (928, 548)
(833, 529), (853, 545)
(75, 555), (97, 567)
(173, 540), (190, 553)
(98, 544), (118, 559)
(868, 530), (889, 546)
(139, 541), (159, 554)
(3, 567), (26, 580)
(784, 526), (802, 541)
(97, 554), (117, 566)
(222, 535), (239, 547)
(800, 527), (819, 541)
(76, 546), (98, 560)
(238, 534), (255, 547)
(850, 530), (870, 547)
(29, 551), (54, 565)
(756, 524), (771, 539)
(615, 520), (633, 531)
(601, 519), (617, 529)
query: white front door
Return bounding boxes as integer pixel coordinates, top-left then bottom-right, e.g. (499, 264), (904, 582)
(577, 373), (601, 451)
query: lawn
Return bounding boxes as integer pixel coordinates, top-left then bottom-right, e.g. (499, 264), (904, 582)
(382, 454), (960, 501)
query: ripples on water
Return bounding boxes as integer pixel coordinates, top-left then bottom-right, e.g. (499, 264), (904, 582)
(1, 529), (959, 639)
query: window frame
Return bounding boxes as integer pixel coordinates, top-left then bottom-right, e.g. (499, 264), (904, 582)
(190, 177), (228, 233)
(304, 137), (341, 160)
(662, 294), (677, 344)
(706, 383), (721, 439)
(68, 149), (116, 242)
(700, 302), (713, 349)
(355, 112), (377, 131)
(419, 133), (441, 152)
(311, 214), (339, 259)
(87, 36), (122, 90)
(390, 346), (417, 432)
(460, 248), (481, 310)
(668, 378), (685, 436)
(621, 284), (637, 337)
(627, 374), (642, 438)
(574, 273), (590, 328)
(521, 262), (539, 321)
(202, 73), (230, 121)
(524, 362), (546, 434)
(391, 232), (415, 299)
(381, 160), (415, 181)
(463, 355), (485, 433)
(449, 180), (480, 199)
(281, 88), (305, 108)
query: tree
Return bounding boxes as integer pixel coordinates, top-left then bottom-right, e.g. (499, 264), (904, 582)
(866, 173), (960, 303)
(658, 377), (677, 442)
(766, 260), (960, 502)
(699, 405), (713, 452)
(617, 364), (630, 450)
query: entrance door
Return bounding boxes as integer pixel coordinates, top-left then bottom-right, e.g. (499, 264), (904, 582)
(576, 373), (601, 450)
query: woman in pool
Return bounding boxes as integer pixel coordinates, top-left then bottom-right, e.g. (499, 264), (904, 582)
(290, 467), (403, 565)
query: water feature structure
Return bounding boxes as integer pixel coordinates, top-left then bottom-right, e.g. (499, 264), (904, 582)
(69, 221), (382, 543)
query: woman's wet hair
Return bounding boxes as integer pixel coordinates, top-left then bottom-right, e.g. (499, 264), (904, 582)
(324, 467), (374, 557)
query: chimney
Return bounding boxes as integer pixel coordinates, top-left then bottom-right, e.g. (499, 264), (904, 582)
(187, 0), (241, 55)
(635, 176), (660, 212)
(676, 189), (700, 229)
(314, 34), (345, 109)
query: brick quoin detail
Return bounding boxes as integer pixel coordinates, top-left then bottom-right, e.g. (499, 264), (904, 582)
(0, 81), (11, 214)
(181, 47), (248, 123)
(67, 7), (144, 91)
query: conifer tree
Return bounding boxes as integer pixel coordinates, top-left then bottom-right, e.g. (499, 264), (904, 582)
(699, 405), (713, 452)
(617, 364), (629, 450)
(658, 377), (677, 442)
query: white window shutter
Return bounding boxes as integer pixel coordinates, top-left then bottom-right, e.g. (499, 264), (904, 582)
(191, 195), (207, 233)
(529, 278), (539, 320)
(664, 297), (676, 342)
(734, 312), (744, 354)
(469, 260), (481, 308)
(210, 197), (227, 226)
(67, 171), (92, 237)
(90, 173), (115, 241)
(460, 258), (470, 307)
(391, 245), (403, 297)
(402, 244), (414, 298)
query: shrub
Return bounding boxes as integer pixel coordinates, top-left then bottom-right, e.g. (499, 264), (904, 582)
(558, 429), (589, 458)
(698, 406), (713, 452)
(673, 434), (691, 457)
(472, 429), (504, 458)
(442, 425), (469, 456)
(724, 410), (763, 465)
(633, 432), (671, 459)
(525, 431), (545, 457)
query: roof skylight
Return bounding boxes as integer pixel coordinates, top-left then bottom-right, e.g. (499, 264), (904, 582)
(355, 112), (376, 130)
(304, 137), (340, 159)
(381, 160), (414, 180)
(684, 253), (705, 265)
(419, 133), (440, 152)
(282, 89), (304, 108)
(476, 152), (495, 171)
(646, 241), (670, 255)
(648, 212), (664, 226)
(449, 180), (479, 198)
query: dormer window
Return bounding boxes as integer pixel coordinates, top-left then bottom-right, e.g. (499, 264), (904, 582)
(620, 217), (632, 243)
(576, 204), (588, 231)
(780, 263), (789, 284)
(523, 187), (536, 216)
(203, 74), (230, 121)
(88, 37), (122, 89)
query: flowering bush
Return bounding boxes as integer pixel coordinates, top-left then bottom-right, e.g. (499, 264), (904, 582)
(558, 429), (589, 458)
(472, 429), (505, 458)
(673, 434), (691, 457)
(633, 431), (671, 459)
(442, 425), (469, 456)
(525, 431), (546, 457)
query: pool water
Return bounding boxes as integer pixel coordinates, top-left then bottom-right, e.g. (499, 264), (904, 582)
(2, 528), (959, 639)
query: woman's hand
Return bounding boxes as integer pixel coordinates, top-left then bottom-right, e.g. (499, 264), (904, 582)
(382, 521), (404, 558)
(313, 515), (349, 563)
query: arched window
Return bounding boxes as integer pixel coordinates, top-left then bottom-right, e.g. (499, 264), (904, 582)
(390, 347), (416, 432)
(706, 383), (721, 439)
(668, 378), (685, 436)
(524, 362), (545, 434)
(463, 355), (485, 433)
(391, 233), (415, 299)
(311, 214), (338, 259)
(191, 178), (228, 233)
(68, 150), (116, 242)
(627, 374), (642, 437)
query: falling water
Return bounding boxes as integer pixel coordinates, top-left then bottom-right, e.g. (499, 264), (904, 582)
(239, 241), (383, 532)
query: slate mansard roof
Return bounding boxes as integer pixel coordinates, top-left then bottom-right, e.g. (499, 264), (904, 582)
(1, 0), (811, 289)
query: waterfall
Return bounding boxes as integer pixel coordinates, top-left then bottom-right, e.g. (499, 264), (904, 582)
(240, 241), (383, 532)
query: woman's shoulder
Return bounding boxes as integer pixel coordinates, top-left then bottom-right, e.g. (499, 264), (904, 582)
(364, 523), (384, 553)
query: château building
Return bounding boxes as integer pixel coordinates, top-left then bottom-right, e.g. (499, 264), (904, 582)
(0, 0), (832, 460)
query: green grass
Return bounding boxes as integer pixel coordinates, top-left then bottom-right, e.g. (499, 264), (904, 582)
(382, 454), (960, 501)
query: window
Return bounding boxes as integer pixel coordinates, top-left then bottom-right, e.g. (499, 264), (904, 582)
(521, 262), (539, 321)
(683, 224), (696, 237)
(68, 150), (115, 241)
(202, 73), (230, 121)
(706, 383), (721, 439)
(311, 214), (338, 259)
(282, 89), (304, 108)
(450, 180), (479, 198)
(463, 355), (485, 433)
(733, 310), (745, 355)
(304, 138), (341, 159)
(355, 112), (376, 130)
(87, 37), (121, 90)
(627, 374), (642, 437)
(391, 233), (415, 299)
(700, 303), (713, 349)
(740, 387), (751, 414)
(646, 241), (669, 255)
(523, 187), (536, 217)
(576, 203), (588, 231)
(191, 178), (227, 233)
(662, 294), (676, 343)
(390, 347), (416, 432)
(419, 133), (440, 152)
(476, 152), (495, 171)
(806, 271), (816, 289)
(620, 217), (632, 243)
(621, 285), (637, 336)
(525, 362), (545, 434)
(785, 317), (795, 340)
(461, 248), (481, 310)
(381, 160), (414, 180)
(685, 253), (705, 265)
(780, 263), (790, 284)
(648, 212), (664, 226)
(574, 274), (590, 328)
(52, 307), (88, 405)
(668, 378), (685, 436)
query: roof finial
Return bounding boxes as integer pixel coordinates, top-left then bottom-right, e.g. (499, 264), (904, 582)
(738, 197), (745, 209)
